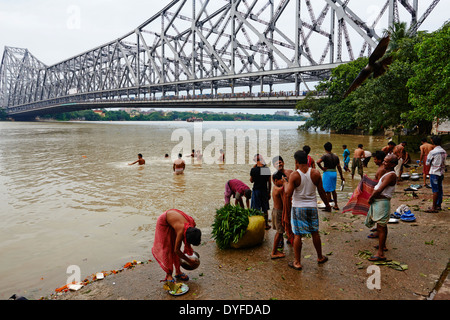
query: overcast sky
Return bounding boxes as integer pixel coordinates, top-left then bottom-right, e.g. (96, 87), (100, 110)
(1, 0), (447, 114)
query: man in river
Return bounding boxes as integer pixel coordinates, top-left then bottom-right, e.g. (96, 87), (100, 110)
(152, 209), (201, 282)
(284, 150), (331, 271)
(366, 154), (398, 261)
(128, 153), (145, 166)
(316, 142), (345, 210)
(173, 153), (186, 174)
(351, 144), (365, 180)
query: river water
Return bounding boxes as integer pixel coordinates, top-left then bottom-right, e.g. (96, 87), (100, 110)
(0, 120), (392, 299)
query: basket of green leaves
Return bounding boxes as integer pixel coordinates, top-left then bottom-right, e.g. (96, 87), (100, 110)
(211, 205), (265, 249)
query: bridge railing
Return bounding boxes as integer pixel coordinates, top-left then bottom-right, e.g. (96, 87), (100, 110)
(6, 90), (324, 115)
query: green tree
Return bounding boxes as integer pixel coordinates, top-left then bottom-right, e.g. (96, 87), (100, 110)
(296, 57), (368, 133)
(406, 22), (450, 122)
(0, 107), (7, 120)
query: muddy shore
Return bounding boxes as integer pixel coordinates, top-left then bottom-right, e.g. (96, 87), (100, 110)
(44, 174), (450, 302)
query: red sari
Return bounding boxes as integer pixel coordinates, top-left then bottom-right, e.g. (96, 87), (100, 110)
(151, 209), (196, 274)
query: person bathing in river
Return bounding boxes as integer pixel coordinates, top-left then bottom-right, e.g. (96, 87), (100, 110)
(152, 209), (201, 282)
(173, 153), (185, 174)
(128, 153), (145, 166)
(351, 144), (365, 180)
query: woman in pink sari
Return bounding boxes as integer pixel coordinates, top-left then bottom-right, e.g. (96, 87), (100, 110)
(152, 209), (201, 282)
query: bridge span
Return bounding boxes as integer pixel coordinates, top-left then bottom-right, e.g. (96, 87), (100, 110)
(0, 0), (442, 120)
(8, 92), (316, 120)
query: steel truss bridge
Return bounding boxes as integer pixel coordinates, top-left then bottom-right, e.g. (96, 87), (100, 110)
(0, 0), (442, 120)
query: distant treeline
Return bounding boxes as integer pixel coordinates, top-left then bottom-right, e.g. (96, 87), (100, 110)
(41, 109), (306, 122)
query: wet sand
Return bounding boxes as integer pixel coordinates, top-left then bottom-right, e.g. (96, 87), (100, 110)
(48, 177), (449, 301)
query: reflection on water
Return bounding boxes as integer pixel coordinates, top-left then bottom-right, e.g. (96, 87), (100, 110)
(0, 121), (401, 299)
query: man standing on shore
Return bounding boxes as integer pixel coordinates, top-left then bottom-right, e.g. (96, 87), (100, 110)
(250, 154), (272, 230)
(420, 138), (434, 187)
(316, 142), (345, 210)
(366, 154), (398, 261)
(425, 136), (447, 213)
(284, 150), (331, 271)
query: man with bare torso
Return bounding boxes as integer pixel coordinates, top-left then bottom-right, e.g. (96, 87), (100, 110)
(393, 142), (406, 181)
(152, 209), (201, 282)
(173, 153), (186, 175)
(420, 138), (434, 187)
(382, 141), (396, 156)
(128, 153), (145, 166)
(352, 144), (365, 180)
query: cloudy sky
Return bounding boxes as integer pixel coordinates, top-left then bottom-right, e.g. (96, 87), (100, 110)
(0, 0), (447, 114)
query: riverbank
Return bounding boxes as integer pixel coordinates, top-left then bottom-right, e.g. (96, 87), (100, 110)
(46, 175), (449, 301)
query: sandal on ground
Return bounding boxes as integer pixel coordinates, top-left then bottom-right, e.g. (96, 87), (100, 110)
(271, 252), (286, 260)
(175, 273), (189, 281)
(288, 261), (302, 271)
(425, 208), (438, 213)
(368, 255), (386, 262)
(367, 233), (379, 238)
(318, 256), (329, 264)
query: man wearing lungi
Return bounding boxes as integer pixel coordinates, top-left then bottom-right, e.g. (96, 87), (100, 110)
(366, 154), (398, 261)
(284, 150), (331, 271)
(152, 209), (201, 282)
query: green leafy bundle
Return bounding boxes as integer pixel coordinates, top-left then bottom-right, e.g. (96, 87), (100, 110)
(211, 205), (263, 249)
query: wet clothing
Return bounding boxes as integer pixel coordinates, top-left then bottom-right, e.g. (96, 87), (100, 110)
(152, 209), (195, 275)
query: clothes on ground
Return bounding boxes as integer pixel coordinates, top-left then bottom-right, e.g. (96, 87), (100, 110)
(291, 207), (319, 235)
(365, 198), (391, 228)
(152, 209), (195, 275)
(343, 175), (378, 216)
(224, 179), (250, 204)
